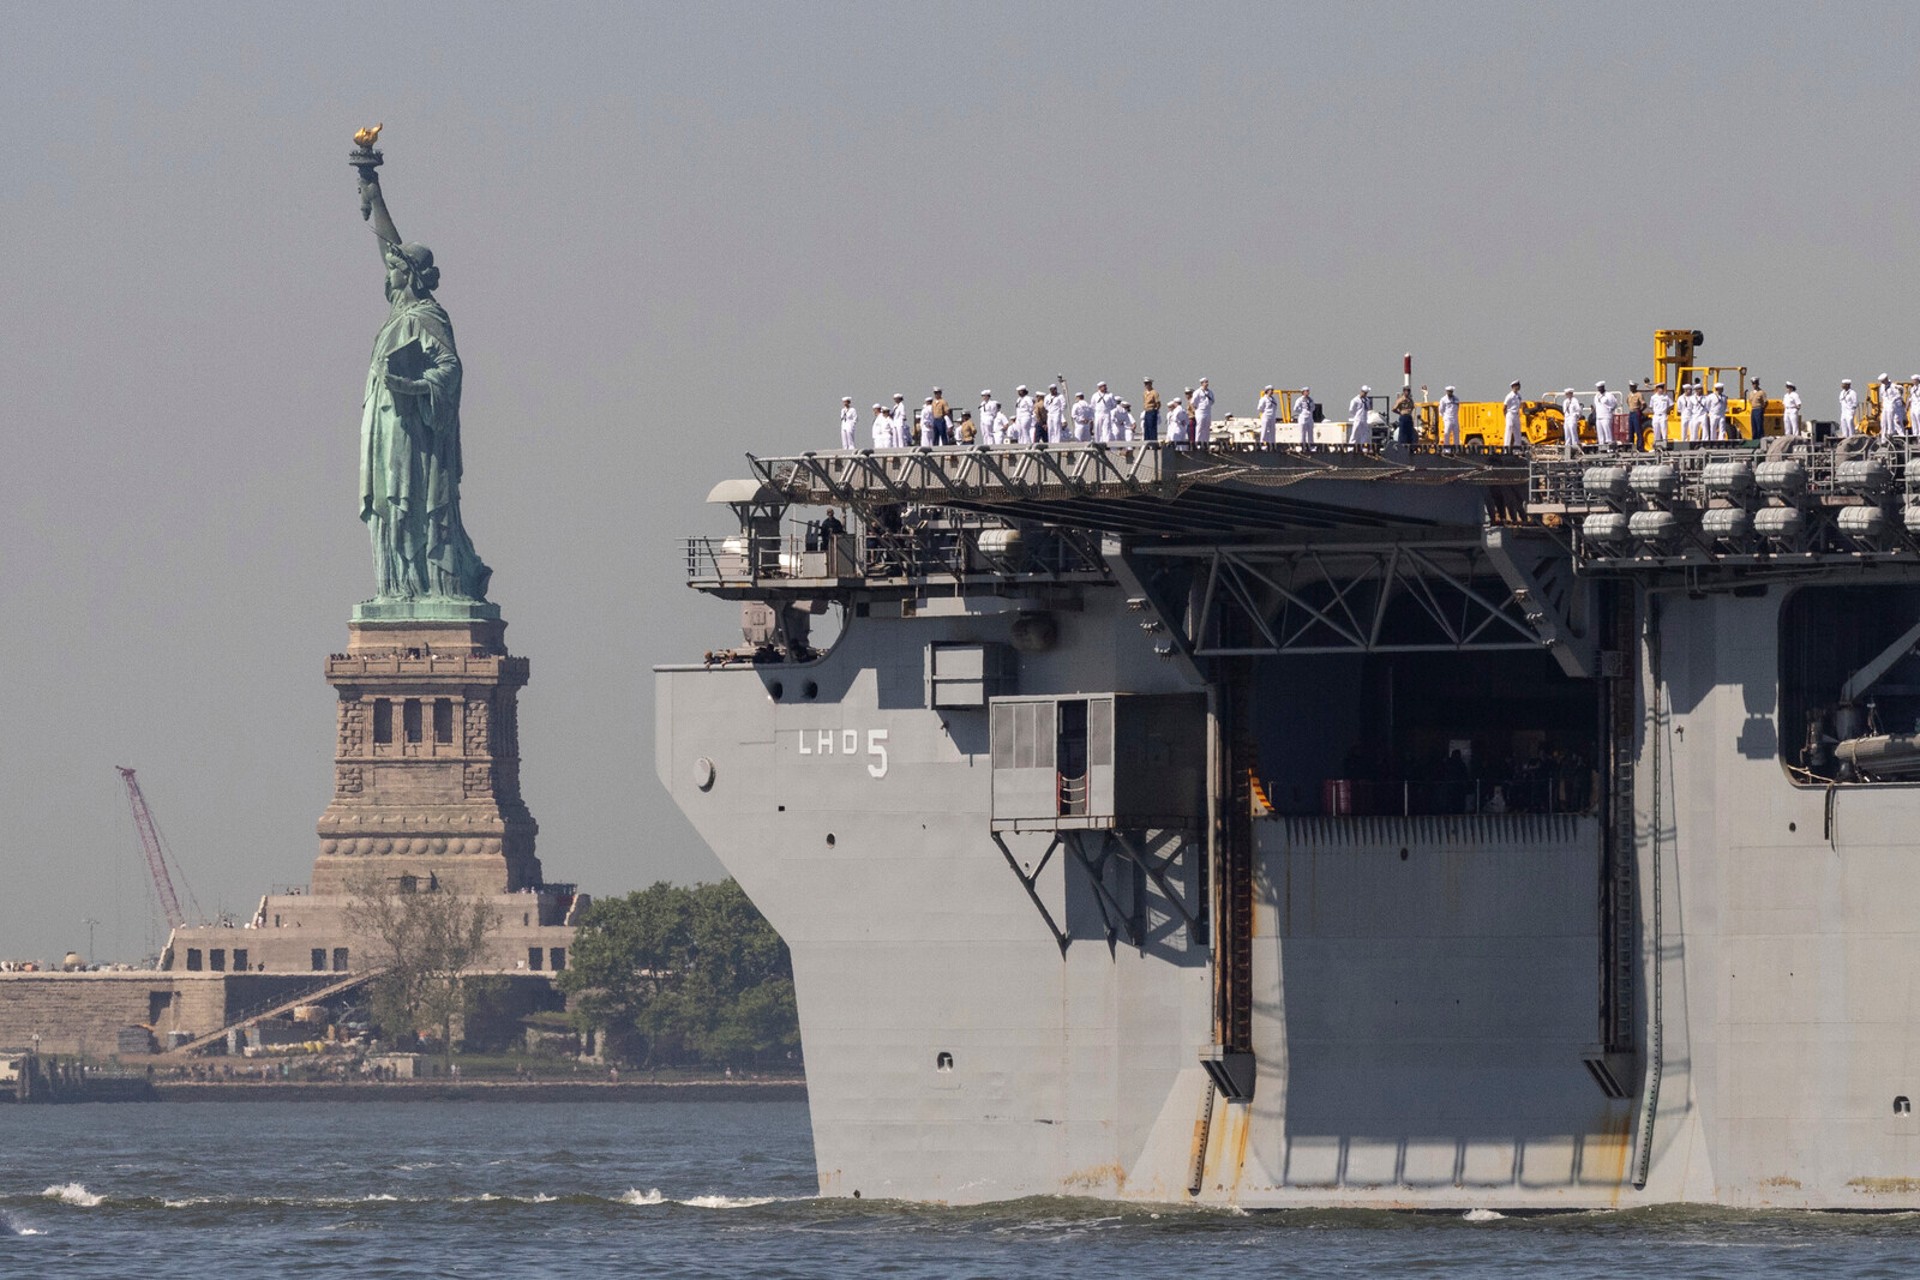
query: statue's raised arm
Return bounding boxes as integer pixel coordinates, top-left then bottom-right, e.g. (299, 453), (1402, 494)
(350, 123), (402, 259)
(346, 125), (493, 615)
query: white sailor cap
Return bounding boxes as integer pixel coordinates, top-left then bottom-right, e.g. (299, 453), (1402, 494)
(1880, 373), (1891, 382)
(1714, 382), (1724, 389)
(893, 392), (904, 400)
(1510, 379), (1522, 387)
(872, 403), (885, 410)
(1784, 381), (1796, 388)
(1443, 385), (1455, 392)
(1595, 381), (1606, 389)
(1843, 377), (1853, 384)
(931, 387), (942, 394)
(1200, 376), (1210, 383)
(981, 389), (992, 397)
(1302, 386), (1311, 393)
(1016, 384), (1028, 393)
(842, 396), (852, 403)
(1122, 401), (1132, 409)
(1074, 392), (1086, 399)
(1264, 385), (1275, 393)
(1360, 385), (1371, 393)
(1565, 387), (1575, 395)
(1097, 381), (1108, 388)
(924, 396), (934, 403)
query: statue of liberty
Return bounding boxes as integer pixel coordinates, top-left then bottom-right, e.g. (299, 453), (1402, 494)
(349, 126), (492, 610)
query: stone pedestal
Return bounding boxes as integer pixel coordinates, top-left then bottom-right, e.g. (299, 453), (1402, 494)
(312, 615), (541, 897)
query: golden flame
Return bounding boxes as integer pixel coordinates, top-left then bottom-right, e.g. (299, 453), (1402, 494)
(353, 123), (384, 149)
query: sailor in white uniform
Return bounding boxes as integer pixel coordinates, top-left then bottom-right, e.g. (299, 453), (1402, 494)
(1167, 397), (1191, 447)
(1593, 381), (1619, 449)
(1044, 385), (1063, 443)
(920, 398), (938, 447)
(1071, 393), (1094, 442)
(1012, 385), (1035, 444)
(1880, 375), (1898, 436)
(1348, 385), (1372, 447)
(1645, 383), (1671, 448)
(1438, 386), (1460, 448)
(1707, 383), (1730, 440)
(840, 397), (857, 450)
(979, 391), (998, 443)
(1193, 378), (1216, 444)
(886, 393), (906, 447)
(1111, 401), (1135, 442)
(1561, 389), (1582, 454)
(1503, 381), (1524, 448)
(1256, 387), (1278, 445)
(1295, 387), (1316, 447)
(1838, 379), (1858, 437)
(1780, 382), (1802, 437)
(870, 403), (891, 449)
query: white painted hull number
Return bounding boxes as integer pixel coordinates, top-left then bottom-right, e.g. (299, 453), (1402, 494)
(796, 728), (890, 778)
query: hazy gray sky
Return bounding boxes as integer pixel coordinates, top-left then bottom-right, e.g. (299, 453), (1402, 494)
(3, 1), (1912, 960)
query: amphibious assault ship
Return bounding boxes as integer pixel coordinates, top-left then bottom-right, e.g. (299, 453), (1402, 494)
(657, 388), (1920, 1208)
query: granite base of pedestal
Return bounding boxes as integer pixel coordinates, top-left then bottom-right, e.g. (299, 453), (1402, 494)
(314, 616), (541, 898)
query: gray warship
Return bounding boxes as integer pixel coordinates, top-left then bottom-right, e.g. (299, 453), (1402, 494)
(658, 396), (1920, 1208)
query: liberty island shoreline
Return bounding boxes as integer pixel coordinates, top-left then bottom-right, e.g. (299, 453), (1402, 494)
(147, 1077), (804, 1104)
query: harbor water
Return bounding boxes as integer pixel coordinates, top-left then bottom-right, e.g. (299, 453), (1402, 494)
(3, 1099), (1919, 1277)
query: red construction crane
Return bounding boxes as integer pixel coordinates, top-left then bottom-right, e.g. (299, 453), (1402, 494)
(115, 767), (203, 933)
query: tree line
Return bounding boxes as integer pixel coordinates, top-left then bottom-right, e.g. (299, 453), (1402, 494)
(557, 880), (799, 1070)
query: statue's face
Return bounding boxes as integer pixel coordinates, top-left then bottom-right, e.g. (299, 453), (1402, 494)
(385, 253), (414, 297)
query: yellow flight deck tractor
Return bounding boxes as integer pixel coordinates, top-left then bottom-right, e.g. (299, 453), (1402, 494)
(1410, 328), (1788, 450)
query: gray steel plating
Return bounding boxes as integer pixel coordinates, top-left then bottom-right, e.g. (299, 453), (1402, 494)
(657, 440), (1920, 1207)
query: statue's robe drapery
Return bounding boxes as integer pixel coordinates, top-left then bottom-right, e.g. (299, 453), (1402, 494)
(359, 294), (491, 601)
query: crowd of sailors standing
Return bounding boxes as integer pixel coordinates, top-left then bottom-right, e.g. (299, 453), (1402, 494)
(834, 372), (1920, 452)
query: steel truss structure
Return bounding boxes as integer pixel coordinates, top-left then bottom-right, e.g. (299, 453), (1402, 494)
(749, 442), (1528, 511)
(990, 827), (1204, 955)
(1122, 529), (1596, 677)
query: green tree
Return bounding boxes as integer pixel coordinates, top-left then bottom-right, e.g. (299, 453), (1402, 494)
(558, 880), (797, 1069)
(345, 870), (498, 1066)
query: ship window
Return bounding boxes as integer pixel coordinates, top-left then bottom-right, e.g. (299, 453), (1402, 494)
(233, 949), (248, 971)
(373, 699), (393, 744)
(332, 947), (349, 972)
(1898, 1096), (1912, 1116)
(549, 947), (566, 971)
(210, 948), (225, 972)
(434, 698), (453, 743)
(186, 948), (203, 972)
(311, 948), (326, 972)
(404, 699), (423, 743)
(528, 947), (543, 971)
(935, 1051), (954, 1072)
